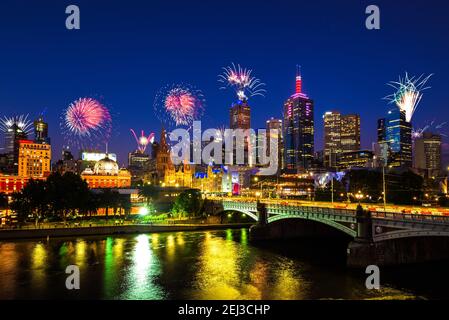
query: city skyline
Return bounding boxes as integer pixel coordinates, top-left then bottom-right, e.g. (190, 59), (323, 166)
(0, 0), (448, 165)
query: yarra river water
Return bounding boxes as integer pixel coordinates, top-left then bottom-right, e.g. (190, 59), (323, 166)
(0, 228), (448, 300)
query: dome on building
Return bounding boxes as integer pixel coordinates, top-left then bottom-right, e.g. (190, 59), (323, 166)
(94, 155), (119, 175)
(81, 167), (94, 175)
(118, 167), (131, 177)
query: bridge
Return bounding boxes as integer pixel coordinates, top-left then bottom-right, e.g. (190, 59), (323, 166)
(206, 198), (449, 267)
(214, 199), (449, 241)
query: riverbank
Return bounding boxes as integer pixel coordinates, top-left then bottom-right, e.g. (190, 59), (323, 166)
(0, 223), (254, 240)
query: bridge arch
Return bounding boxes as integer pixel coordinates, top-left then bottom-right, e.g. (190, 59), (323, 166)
(215, 209), (259, 222)
(268, 215), (357, 238)
(374, 230), (449, 242)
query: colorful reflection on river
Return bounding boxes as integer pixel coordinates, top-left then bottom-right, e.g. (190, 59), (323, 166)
(0, 229), (443, 300)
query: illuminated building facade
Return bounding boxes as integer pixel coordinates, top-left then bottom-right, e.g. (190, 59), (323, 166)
(340, 114), (361, 152)
(81, 155), (131, 189)
(283, 67), (314, 172)
(0, 175), (33, 194)
(152, 128), (193, 187)
(229, 100), (252, 166)
(193, 165), (225, 193)
(266, 118), (284, 173)
(323, 112), (361, 168)
(128, 151), (151, 184)
(33, 116), (50, 144)
(54, 149), (78, 175)
(230, 100), (251, 130)
(4, 123), (28, 174)
(414, 132), (442, 178)
(78, 151), (117, 173)
(337, 150), (374, 170)
(18, 139), (51, 178)
(378, 109), (412, 168)
(323, 111), (341, 168)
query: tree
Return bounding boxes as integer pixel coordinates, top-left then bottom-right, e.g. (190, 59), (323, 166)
(10, 172), (93, 223)
(0, 193), (8, 209)
(172, 189), (203, 218)
(98, 189), (120, 218)
(139, 185), (160, 206)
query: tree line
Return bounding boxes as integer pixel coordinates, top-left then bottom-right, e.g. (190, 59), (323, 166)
(3, 172), (131, 224)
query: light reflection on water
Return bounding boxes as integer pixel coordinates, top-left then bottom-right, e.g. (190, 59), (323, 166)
(0, 228), (442, 300)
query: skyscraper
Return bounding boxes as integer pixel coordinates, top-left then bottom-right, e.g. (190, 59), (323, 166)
(283, 67), (314, 172)
(230, 100), (251, 130)
(323, 112), (361, 168)
(377, 109), (412, 168)
(229, 100), (251, 166)
(266, 118), (283, 173)
(340, 114), (360, 152)
(414, 132), (442, 177)
(5, 123), (28, 174)
(323, 111), (341, 168)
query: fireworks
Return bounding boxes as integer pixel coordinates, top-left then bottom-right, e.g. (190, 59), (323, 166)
(218, 63), (266, 101)
(154, 84), (205, 128)
(130, 129), (155, 153)
(385, 73), (433, 122)
(412, 120), (447, 139)
(0, 114), (33, 135)
(61, 98), (112, 149)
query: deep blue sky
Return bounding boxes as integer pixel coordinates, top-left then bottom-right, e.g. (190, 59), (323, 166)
(0, 0), (448, 166)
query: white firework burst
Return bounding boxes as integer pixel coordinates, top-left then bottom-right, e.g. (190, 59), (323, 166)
(0, 114), (33, 135)
(218, 63), (266, 101)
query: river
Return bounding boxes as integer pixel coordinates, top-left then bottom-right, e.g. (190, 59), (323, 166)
(0, 228), (447, 300)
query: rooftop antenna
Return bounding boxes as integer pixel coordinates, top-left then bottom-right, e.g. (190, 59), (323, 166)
(295, 64), (302, 94)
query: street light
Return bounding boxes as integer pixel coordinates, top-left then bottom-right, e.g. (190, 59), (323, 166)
(355, 191), (364, 204)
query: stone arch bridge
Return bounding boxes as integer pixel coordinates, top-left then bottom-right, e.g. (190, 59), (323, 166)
(206, 199), (449, 267)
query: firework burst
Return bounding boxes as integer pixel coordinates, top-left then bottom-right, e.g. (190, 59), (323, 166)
(154, 83), (205, 128)
(130, 129), (155, 153)
(61, 97), (112, 149)
(0, 114), (33, 135)
(218, 63), (266, 101)
(412, 120), (448, 139)
(384, 73), (433, 122)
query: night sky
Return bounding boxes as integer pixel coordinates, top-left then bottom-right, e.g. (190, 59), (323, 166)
(0, 0), (448, 166)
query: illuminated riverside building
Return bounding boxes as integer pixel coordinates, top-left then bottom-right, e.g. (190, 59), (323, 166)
(78, 151), (117, 173)
(341, 114), (361, 152)
(0, 139), (51, 194)
(128, 151), (151, 184)
(266, 118), (284, 173)
(323, 111), (361, 168)
(151, 128), (193, 187)
(377, 109), (412, 168)
(81, 155), (131, 189)
(414, 132), (442, 178)
(0, 175), (30, 194)
(192, 165), (224, 193)
(18, 139), (51, 178)
(283, 67), (314, 172)
(323, 111), (341, 168)
(337, 150), (374, 170)
(4, 123), (28, 174)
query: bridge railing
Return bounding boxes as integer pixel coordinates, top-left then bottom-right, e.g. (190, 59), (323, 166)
(372, 211), (449, 224)
(265, 204), (355, 217)
(220, 200), (449, 225)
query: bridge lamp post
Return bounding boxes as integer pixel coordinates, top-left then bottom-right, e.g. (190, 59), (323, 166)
(355, 191), (364, 204)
